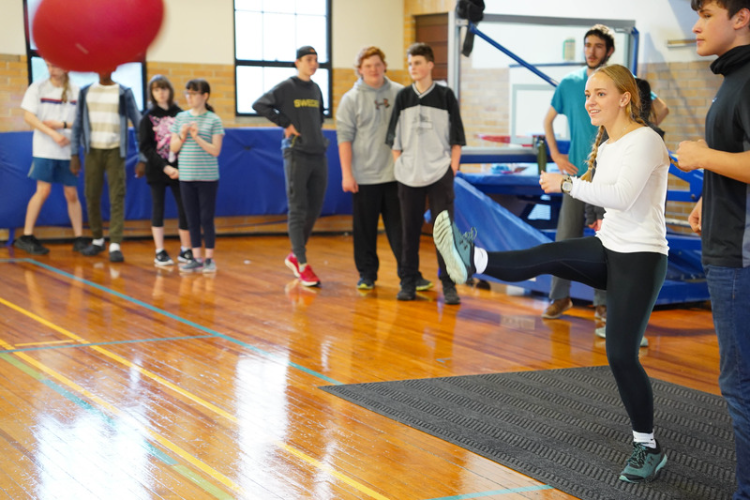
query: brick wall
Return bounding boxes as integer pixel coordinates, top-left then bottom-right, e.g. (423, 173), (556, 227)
(145, 61), (239, 126)
(0, 54), (28, 133)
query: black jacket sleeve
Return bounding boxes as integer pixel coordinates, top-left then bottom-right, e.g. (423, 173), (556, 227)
(252, 83), (292, 128)
(138, 111), (168, 176)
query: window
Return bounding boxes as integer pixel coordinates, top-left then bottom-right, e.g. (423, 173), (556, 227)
(234, 0), (332, 116)
(23, 0), (147, 110)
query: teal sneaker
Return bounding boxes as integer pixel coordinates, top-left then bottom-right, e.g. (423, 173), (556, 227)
(433, 211), (476, 285)
(619, 441), (667, 483)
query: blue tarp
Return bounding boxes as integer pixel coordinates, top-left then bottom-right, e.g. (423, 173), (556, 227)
(0, 128), (351, 229)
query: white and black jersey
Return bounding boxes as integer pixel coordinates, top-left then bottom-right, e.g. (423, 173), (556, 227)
(386, 83), (465, 187)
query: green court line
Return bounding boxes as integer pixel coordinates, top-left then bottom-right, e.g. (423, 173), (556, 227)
(426, 485), (554, 500)
(0, 353), (234, 500)
(3, 335), (214, 353)
(3, 258), (342, 385)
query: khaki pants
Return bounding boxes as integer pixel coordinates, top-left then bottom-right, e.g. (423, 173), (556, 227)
(84, 148), (125, 243)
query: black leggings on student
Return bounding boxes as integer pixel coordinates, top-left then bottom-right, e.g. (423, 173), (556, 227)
(150, 181), (188, 230)
(180, 180), (218, 250)
(484, 236), (667, 432)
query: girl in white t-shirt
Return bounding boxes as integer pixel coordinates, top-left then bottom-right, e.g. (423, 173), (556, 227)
(434, 65), (671, 484)
(14, 61), (86, 255)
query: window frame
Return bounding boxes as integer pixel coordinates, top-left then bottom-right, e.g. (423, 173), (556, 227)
(233, 0), (333, 118)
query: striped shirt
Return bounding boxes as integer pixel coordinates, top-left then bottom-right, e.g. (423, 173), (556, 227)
(86, 83), (120, 149)
(170, 110), (224, 181)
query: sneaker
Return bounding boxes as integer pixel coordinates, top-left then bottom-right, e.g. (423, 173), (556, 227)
(13, 234), (49, 255)
(178, 248), (193, 263)
(299, 264), (320, 287)
(397, 285), (416, 301)
(415, 277), (434, 291)
(180, 258), (204, 273)
(202, 258), (217, 273)
(595, 305), (607, 322)
(109, 250), (124, 263)
(542, 297), (573, 319)
(443, 285), (461, 305)
(154, 250), (174, 267)
(285, 252), (300, 278)
(432, 210), (476, 285)
(596, 326), (649, 347)
(72, 237), (89, 252)
(81, 243), (105, 256)
(357, 278), (375, 290)
(619, 441), (667, 483)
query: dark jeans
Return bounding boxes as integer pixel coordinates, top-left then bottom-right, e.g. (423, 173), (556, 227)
(84, 148), (125, 243)
(283, 149), (328, 265)
(485, 236), (667, 432)
(150, 181), (188, 230)
(398, 167), (455, 287)
(180, 180), (218, 250)
(705, 264), (750, 500)
(353, 181), (403, 281)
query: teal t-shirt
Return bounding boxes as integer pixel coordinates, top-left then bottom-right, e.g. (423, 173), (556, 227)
(551, 66), (596, 177)
(169, 110), (224, 181)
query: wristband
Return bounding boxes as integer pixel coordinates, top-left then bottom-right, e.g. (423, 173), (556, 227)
(63, 121), (67, 129)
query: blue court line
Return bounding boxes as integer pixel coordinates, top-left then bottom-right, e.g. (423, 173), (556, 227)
(2, 335), (214, 354)
(426, 485), (554, 500)
(3, 258), (342, 385)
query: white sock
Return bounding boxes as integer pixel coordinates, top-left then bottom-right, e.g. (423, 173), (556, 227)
(299, 263), (307, 271)
(632, 431), (657, 449)
(181, 246), (190, 252)
(92, 238), (105, 246)
(109, 243), (120, 252)
(474, 247), (488, 274)
(155, 248), (164, 254)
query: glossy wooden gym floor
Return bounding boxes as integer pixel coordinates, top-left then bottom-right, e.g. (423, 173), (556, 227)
(0, 231), (719, 500)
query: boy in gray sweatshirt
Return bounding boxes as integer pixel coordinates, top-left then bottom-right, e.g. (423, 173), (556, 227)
(336, 46), (432, 292)
(253, 46), (329, 287)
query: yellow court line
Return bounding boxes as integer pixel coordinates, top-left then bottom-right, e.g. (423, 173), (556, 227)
(15, 340), (77, 347)
(0, 298), (240, 494)
(0, 296), (392, 500)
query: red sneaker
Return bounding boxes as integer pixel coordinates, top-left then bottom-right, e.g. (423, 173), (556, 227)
(285, 252), (300, 278)
(298, 263), (321, 287)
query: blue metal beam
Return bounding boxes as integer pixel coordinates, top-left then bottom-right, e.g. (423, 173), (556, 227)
(468, 22), (559, 87)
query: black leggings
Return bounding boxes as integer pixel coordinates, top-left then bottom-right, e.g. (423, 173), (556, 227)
(180, 180), (218, 250)
(150, 181), (188, 230)
(485, 236), (667, 432)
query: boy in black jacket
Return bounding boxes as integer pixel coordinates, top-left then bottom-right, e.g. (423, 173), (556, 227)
(676, 1), (750, 497)
(253, 46), (328, 287)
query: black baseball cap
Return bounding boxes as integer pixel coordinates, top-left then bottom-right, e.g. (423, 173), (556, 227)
(296, 46), (317, 60)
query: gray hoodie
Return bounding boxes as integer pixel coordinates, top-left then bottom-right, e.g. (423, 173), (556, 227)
(336, 76), (404, 184)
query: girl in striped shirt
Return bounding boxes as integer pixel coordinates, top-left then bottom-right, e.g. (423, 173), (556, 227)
(170, 79), (224, 273)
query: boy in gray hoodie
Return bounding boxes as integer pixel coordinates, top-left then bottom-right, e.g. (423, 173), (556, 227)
(337, 46), (432, 292)
(253, 46), (328, 287)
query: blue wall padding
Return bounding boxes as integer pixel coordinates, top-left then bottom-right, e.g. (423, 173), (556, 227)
(0, 128), (351, 229)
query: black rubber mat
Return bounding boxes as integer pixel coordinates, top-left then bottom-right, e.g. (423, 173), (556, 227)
(321, 366), (736, 500)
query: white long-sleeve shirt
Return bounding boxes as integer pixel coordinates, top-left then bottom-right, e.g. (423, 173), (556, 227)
(570, 126), (670, 255)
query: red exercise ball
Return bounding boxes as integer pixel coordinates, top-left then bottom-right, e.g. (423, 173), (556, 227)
(33, 0), (164, 73)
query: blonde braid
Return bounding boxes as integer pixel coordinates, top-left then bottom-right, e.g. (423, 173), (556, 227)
(61, 72), (70, 103)
(581, 126), (606, 182)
